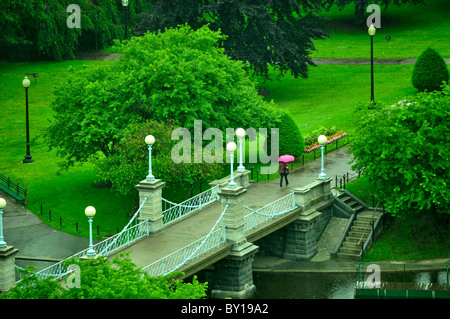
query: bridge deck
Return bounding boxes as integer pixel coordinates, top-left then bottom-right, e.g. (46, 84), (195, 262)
(109, 182), (295, 269)
(110, 148), (354, 272)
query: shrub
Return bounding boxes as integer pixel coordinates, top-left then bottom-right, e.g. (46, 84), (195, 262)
(412, 47), (449, 92)
(275, 112), (304, 158)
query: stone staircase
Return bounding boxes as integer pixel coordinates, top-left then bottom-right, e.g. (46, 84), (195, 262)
(338, 194), (365, 214)
(335, 194), (382, 260)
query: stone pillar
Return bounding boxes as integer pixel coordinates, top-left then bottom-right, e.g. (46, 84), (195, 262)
(283, 210), (321, 261)
(294, 187), (312, 211)
(235, 170), (251, 189)
(284, 178), (333, 261)
(0, 245), (19, 293)
(211, 241), (259, 299)
(320, 177), (333, 200)
(218, 186), (247, 244)
(213, 185), (259, 299)
(294, 177), (333, 210)
(135, 178), (165, 233)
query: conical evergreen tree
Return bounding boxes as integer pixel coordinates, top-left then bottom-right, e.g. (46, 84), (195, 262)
(412, 47), (449, 92)
(277, 112), (304, 158)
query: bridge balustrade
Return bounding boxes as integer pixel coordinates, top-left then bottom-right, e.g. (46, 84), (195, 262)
(243, 192), (297, 232)
(161, 185), (219, 225)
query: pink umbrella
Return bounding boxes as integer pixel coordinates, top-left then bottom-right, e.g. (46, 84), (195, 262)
(278, 155), (295, 163)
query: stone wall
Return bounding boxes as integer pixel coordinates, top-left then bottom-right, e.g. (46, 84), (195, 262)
(254, 199), (333, 261)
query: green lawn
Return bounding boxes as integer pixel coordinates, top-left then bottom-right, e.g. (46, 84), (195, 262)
(1, 0), (448, 250)
(257, 64), (419, 136)
(0, 61), (138, 237)
(313, 0), (450, 59)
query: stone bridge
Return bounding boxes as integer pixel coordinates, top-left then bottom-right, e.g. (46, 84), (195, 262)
(106, 171), (334, 299)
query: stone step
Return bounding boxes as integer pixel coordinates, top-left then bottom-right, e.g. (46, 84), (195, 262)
(347, 230), (368, 238)
(342, 241), (362, 251)
(337, 252), (358, 260)
(346, 236), (364, 244)
(352, 219), (372, 227)
(347, 200), (358, 207)
(354, 205), (365, 213)
(339, 246), (361, 255)
(357, 211), (382, 219)
(351, 225), (372, 232)
(335, 208), (383, 260)
(335, 191), (346, 198)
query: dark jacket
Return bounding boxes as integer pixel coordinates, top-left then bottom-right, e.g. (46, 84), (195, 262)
(280, 162), (287, 174)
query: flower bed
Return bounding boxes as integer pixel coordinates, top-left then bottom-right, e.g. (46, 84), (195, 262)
(304, 131), (347, 153)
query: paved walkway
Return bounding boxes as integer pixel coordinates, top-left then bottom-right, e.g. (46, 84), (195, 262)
(75, 51), (450, 65)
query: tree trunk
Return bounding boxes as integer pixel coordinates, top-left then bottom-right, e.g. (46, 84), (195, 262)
(354, 0), (366, 28)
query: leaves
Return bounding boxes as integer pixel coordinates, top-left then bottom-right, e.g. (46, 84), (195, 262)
(350, 85), (450, 217)
(0, 0), (148, 61)
(412, 47), (449, 92)
(1, 254), (208, 299)
(134, 0), (329, 80)
(47, 25), (276, 192)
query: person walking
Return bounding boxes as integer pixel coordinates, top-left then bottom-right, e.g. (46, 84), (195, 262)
(279, 161), (289, 187)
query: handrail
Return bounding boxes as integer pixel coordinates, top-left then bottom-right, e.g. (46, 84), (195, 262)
(0, 173), (27, 201)
(142, 204), (229, 277)
(162, 185), (219, 225)
(98, 196), (148, 256)
(243, 192), (297, 232)
(29, 198), (150, 281)
(357, 200), (383, 246)
(170, 203), (229, 271)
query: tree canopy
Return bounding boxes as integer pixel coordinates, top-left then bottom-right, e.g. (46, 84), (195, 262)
(0, 0), (148, 61)
(323, 0), (426, 26)
(0, 254), (208, 299)
(133, 0), (328, 80)
(95, 120), (224, 195)
(350, 84), (450, 218)
(412, 47), (449, 92)
(46, 24), (279, 191)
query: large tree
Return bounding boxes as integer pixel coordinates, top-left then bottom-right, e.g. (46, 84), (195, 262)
(0, 0), (148, 61)
(350, 84), (450, 218)
(94, 120), (224, 195)
(133, 0), (328, 80)
(46, 25), (278, 188)
(323, 0), (426, 26)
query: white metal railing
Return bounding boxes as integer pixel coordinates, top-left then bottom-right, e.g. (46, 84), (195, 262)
(142, 204), (229, 277)
(27, 198), (150, 281)
(18, 188), (299, 282)
(244, 192), (297, 232)
(98, 197), (149, 256)
(162, 185), (219, 225)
